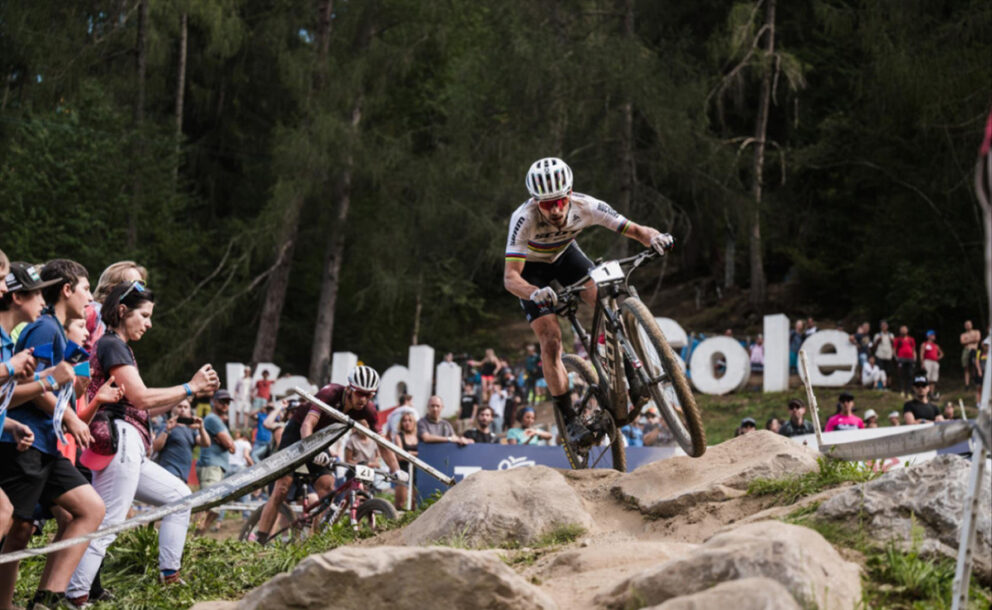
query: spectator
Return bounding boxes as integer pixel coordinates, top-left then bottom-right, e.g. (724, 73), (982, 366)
(641, 407), (674, 446)
(861, 355), (887, 389)
(903, 374), (943, 425)
(975, 333), (988, 405)
(345, 430), (381, 467)
(749, 334), (764, 372)
(621, 417), (645, 447)
(417, 395), (473, 445)
(523, 343), (542, 404)
(83, 261), (147, 354)
(0, 260), (107, 610)
(503, 394), (523, 434)
(779, 398), (815, 437)
(789, 319), (805, 371)
(233, 366), (253, 430)
(942, 402), (957, 421)
(960, 320), (981, 389)
(488, 382), (508, 432)
(152, 400), (209, 482)
(195, 389), (236, 536)
(804, 317), (818, 337)
(863, 409), (879, 428)
(851, 322), (871, 370)
(824, 392), (864, 431)
(735, 417), (757, 436)
(887, 411), (901, 426)
(506, 407), (552, 445)
(893, 325), (917, 398)
(253, 369), (273, 411)
(765, 417), (781, 433)
(390, 411), (419, 509)
(67, 280), (219, 604)
(230, 429), (254, 473)
(919, 330), (943, 397)
(249, 403), (276, 463)
(456, 382), (478, 435)
(383, 393), (415, 438)
(872, 320), (895, 389)
(464, 406), (498, 443)
(469, 348), (500, 400)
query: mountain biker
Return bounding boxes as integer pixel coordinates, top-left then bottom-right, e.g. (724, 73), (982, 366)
(253, 365), (406, 544)
(503, 157), (674, 447)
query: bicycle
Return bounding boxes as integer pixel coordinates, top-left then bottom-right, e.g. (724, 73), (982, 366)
(553, 248), (705, 471)
(239, 463), (399, 544)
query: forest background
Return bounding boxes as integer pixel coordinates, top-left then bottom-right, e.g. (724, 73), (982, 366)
(2, 0), (989, 387)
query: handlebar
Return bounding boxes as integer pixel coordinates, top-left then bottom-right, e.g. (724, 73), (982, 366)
(555, 248), (661, 303)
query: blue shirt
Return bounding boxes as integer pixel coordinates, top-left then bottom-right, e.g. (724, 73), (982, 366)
(2, 314), (67, 454)
(155, 424), (198, 482)
(0, 325), (15, 434)
(254, 413), (272, 445)
(621, 424), (644, 447)
(197, 412), (230, 470)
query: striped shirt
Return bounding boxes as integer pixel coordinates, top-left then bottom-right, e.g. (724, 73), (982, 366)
(504, 193), (631, 264)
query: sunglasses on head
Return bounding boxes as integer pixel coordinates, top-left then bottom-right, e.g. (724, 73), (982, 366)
(119, 280), (147, 303)
(537, 196), (569, 211)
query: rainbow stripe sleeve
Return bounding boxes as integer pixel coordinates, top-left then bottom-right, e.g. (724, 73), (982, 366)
(505, 252), (527, 262)
(616, 219), (632, 235)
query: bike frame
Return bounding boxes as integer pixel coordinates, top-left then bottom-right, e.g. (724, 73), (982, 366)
(557, 250), (660, 426)
(274, 467), (375, 538)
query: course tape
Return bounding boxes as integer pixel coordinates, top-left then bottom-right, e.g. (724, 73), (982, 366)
(0, 422), (349, 564)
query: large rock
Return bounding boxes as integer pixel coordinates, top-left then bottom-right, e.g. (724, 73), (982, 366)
(597, 521), (861, 610)
(615, 430), (819, 518)
(817, 454), (992, 582)
(236, 545), (557, 609)
(647, 578), (802, 610)
(402, 465), (594, 547)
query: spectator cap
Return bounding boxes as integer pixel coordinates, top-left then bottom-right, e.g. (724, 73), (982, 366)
(926, 329), (936, 337)
(838, 392), (855, 402)
(740, 417), (757, 427)
(787, 398), (805, 410)
(213, 389), (233, 402)
(863, 409), (878, 420)
(4, 262), (62, 293)
(79, 448), (114, 471)
(888, 411), (900, 420)
(913, 374), (928, 386)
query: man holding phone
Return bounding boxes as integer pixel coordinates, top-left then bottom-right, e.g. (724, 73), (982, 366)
(153, 400), (210, 483)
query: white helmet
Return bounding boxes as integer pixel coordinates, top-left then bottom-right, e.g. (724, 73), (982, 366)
(347, 365), (380, 392)
(525, 157), (573, 200)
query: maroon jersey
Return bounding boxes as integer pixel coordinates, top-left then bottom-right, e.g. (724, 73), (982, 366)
(292, 383), (380, 433)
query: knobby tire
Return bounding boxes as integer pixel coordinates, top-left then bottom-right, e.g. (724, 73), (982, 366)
(556, 354), (627, 472)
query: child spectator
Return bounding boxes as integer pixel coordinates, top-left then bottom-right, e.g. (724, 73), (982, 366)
(765, 417), (781, 433)
(863, 409), (879, 428)
(887, 411), (901, 426)
(735, 417), (757, 436)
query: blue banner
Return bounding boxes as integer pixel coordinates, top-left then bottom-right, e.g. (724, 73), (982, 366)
(413, 442), (680, 502)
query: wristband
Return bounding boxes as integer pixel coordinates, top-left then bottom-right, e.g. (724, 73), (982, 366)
(46, 375), (59, 391)
(34, 373), (41, 382)
(3, 362), (13, 378)
(183, 383), (193, 399)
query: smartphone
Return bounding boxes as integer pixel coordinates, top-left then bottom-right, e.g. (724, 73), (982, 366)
(177, 417), (195, 425)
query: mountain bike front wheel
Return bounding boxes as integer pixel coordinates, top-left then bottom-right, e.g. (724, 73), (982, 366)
(621, 297), (706, 457)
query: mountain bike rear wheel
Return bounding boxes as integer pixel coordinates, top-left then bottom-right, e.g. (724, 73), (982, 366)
(621, 297), (706, 457)
(239, 503), (296, 544)
(555, 354), (627, 472)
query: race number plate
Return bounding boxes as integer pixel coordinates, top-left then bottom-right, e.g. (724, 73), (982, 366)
(354, 464), (376, 482)
(589, 260), (624, 285)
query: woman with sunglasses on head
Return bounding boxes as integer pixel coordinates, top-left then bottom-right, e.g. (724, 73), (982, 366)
(503, 157), (675, 448)
(253, 366), (408, 544)
(82, 261), (147, 353)
(66, 281), (220, 605)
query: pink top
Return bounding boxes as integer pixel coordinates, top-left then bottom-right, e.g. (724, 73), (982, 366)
(825, 414), (864, 431)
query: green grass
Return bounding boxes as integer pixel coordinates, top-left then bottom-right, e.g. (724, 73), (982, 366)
(11, 494), (440, 609)
(696, 386), (980, 445)
(534, 523), (586, 548)
(784, 513), (991, 610)
(748, 456), (882, 505)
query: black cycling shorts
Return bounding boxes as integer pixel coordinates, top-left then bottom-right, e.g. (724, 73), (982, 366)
(519, 242), (594, 323)
(0, 444), (89, 520)
(277, 420), (332, 479)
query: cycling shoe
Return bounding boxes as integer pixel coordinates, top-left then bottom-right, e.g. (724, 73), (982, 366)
(565, 420), (595, 447)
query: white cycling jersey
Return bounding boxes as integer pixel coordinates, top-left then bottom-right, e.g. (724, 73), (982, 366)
(505, 193), (631, 264)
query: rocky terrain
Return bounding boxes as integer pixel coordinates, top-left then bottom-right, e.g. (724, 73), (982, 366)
(193, 431), (990, 609)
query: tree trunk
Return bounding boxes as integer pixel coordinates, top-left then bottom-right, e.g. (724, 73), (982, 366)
(748, 0), (775, 308)
(129, 0), (148, 250)
(411, 273), (423, 345)
(173, 12), (188, 185)
(724, 231), (736, 289)
(252, 0), (334, 367)
(617, 0), (635, 257)
(308, 96), (363, 384)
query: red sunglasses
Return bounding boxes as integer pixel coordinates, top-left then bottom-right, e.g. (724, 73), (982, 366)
(350, 387), (376, 398)
(538, 196), (569, 211)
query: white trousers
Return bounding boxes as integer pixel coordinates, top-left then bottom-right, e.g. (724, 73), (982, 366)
(68, 421), (192, 597)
